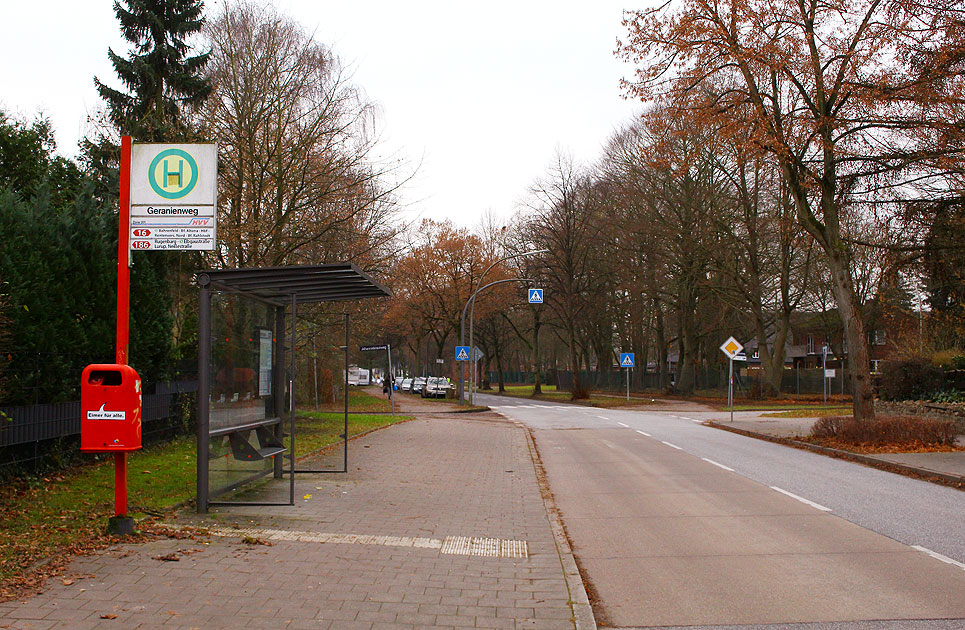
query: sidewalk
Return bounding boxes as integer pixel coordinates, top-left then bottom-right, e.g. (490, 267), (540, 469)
(0, 408), (587, 629)
(705, 412), (965, 484)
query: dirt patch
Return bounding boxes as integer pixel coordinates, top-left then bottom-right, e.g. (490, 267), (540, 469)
(800, 437), (965, 454)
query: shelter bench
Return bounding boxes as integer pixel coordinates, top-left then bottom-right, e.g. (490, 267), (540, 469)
(209, 417), (286, 462)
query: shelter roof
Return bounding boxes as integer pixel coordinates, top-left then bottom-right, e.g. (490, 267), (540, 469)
(196, 263), (391, 306)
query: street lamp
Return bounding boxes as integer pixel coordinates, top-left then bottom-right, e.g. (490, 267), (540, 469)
(467, 277), (535, 405)
(458, 248), (548, 404)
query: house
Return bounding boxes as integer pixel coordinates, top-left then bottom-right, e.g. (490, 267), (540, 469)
(741, 306), (912, 374)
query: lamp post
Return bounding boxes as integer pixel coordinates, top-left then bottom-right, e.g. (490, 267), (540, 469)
(467, 277), (534, 404)
(458, 249), (548, 404)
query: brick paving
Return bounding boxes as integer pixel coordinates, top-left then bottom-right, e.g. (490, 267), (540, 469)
(0, 413), (578, 629)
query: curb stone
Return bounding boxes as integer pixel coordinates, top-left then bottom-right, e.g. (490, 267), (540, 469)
(518, 421), (597, 630)
(707, 421), (965, 488)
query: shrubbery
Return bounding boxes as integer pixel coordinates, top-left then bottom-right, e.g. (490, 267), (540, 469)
(930, 350), (965, 370)
(811, 415), (957, 447)
(878, 357), (944, 401)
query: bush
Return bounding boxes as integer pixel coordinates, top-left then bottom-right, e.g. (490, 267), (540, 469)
(930, 389), (963, 404)
(810, 415), (844, 438)
(810, 415), (957, 447)
(945, 370), (965, 392)
(878, 357), (943, 401)
(931, 349), (965, 370)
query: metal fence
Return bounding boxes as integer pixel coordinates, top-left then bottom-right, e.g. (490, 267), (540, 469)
(500, 368), (856, 397)
(0, 380), (198, 473)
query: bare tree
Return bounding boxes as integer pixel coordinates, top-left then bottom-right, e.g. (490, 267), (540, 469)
(601, 114), (722, 395)
(523, 154), (609, 399)
(199, 0), (407, 271)
(619, 0), (965, 418)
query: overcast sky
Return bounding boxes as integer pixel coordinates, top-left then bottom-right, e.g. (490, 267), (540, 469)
(0, 1), (644, 228)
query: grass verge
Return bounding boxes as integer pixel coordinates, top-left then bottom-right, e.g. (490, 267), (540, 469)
(308, 387), (392, 413)
(486, 385), (654, 408)
(0, 437), (197, 599)
(698, 394), (852, 411)
(760, 407), (853, 418)
(0, 409), (412, 601)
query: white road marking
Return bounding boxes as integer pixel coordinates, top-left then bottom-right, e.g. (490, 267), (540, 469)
(770, 486), (832, 512)
(701, 457), (735, 472)
(636, 430), (651, 437)
(617, 422), (629, 428)
(912, 546), (965, 571)
(597, 415), (610, 420)
(661, 441), (683, 450)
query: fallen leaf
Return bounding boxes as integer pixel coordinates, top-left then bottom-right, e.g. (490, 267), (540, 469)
(60, 578), (74, 586)
(100, 614), (118, 619)
(153, 553), (180, 562)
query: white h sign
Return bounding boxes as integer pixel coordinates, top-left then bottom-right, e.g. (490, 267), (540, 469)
(130, 144), (218, 251)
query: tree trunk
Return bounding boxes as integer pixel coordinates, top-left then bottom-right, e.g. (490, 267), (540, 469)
(754, 312), (790, 397)
(784, 163), (875, 420)
(676, 289), (697, 395)
(826, 249), (875, 419)
(568, 323), (587, 399)
(635, 298), (649, 390)
(655, 299), (669, 390)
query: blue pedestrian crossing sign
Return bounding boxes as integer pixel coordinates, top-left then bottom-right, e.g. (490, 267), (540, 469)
(620, 353), (635, 368)
(455, 346), (471, 361)
(528, 288), (544, 304)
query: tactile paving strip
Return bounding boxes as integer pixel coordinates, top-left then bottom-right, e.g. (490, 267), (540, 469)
(191, 526), (528, 558)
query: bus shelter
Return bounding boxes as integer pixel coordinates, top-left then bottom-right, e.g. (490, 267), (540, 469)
(196, 263), (391, 513)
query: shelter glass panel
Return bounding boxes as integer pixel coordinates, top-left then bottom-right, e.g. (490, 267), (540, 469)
(205, 292), (283, 500)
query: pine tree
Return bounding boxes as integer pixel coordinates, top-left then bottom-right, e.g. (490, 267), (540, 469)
(94, 0), (211, 142)
(85, 1), (213, 385)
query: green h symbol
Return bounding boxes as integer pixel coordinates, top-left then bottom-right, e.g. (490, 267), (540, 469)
(164, 158), (183, 188)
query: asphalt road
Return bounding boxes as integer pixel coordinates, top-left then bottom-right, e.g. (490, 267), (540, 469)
(477, 393), (965, 630)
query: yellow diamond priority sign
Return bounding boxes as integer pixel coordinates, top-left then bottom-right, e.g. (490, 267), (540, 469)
(720, 336), (744, 360)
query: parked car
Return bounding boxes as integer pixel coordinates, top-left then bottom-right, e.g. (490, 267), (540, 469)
(421, 377), (451, 399)
(399, 378), (413, 393)
(410, 377), (427, 394)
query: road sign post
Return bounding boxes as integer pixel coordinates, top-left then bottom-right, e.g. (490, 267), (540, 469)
(620, 353), (635, 401)
(112, 135), (133, 534)
(470, 347), (484, 405)
(387, 344), (394, 415)
(728, 359), (734, 421)
(823, 345), (828, 404)
(109, 141), (218, 532)
(361, 344), (394, 414)
(719, 337), (744, 423)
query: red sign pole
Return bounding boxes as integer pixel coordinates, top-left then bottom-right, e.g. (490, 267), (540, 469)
(114, 135), (132, 518)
